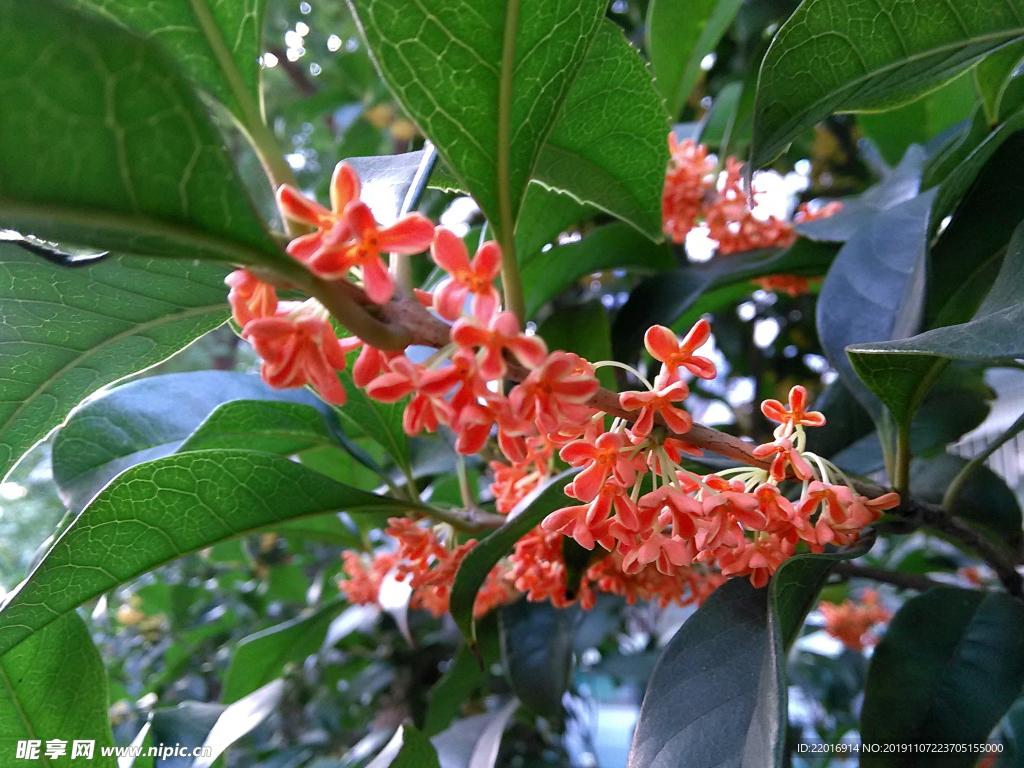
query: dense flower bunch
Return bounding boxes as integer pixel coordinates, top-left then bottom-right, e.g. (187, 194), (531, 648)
(662, 134), (842, 296)
(227, 160), (897, 619)
(818, 589), (892, 651)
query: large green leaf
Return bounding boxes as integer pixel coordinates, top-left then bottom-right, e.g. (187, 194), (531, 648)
(614, 237), (837, 360)
(975, 40), (1024, 124)
(222, 600), (347, 703)
(752, 0), (1024, 165)
(449, 470), (578, 644)
(369, 725), (442, 768)
(180, 399), (341, 455)
(514, 184), (594, 270)
(926, 129), (1024, 329)
(861, 587), (1024, 766)
(522, 223), (675, 319)
(0, 247), (229, 483)
(51, 372), (329, 513)
(531, 20), (670, 239)
(647, 0), (744, 118)
(0, 450), (430, 657)
(0, 0), (287, 269)
(817, 190), (935, 416)
(423, 618), (501, 737)
(67, 0), (265, 127)
(538, 302), (615, 390)
(849, 219), (1024, 427)
(627, 541), (871, 768)
(346, 0), (606, 238)
(499, 599), (577, 719)
(0, 612), (116, 765)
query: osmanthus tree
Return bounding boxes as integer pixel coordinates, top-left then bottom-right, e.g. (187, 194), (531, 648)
(1, 0), (1024, 765)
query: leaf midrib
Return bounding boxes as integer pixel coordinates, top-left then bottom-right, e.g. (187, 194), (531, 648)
(0, 302), (228, 451)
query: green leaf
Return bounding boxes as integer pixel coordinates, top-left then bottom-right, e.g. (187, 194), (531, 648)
(0, 450), (431, 657)
(531, 20), (670, 240)
(926, 129), (1024, 329)
(369, 725), (442, 768)
(647, 0), (744, 118)
(499, 599), (577, 718)
(0, 0), (287, 270)
(143, 703), (223, 768)
(930, 108), (1024, 227)
(521, 223), (675, 319)
(346, 0), (606, 237)
(614, 237), (837, 360)
(195, 679), (284, 768)
(858, 70), (976, 166)
(0, 247), (229, 483)
(975, 40), (1024, 123)
(449, 470), (578, 644)
(752, 0), (1024, 165)
(181, 399), (341, 455)
(817, 190), (935, 416)
(537, 302), (615, 390)
(222, 600), (347, 703)
(0, 612), (116, 765)
(514, 184), (594, 270)
(910, 454), (1022, 552)
(423, 618), (500, 737)
(51, 372), (329, 513)
(67, 0), (265, 127)
(848, 219), (1024, 426)
(627, 541), (871, 768)
(861, 587), (1024, 766)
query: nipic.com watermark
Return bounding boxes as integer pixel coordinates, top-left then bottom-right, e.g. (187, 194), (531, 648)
(14, 740), (214, 760)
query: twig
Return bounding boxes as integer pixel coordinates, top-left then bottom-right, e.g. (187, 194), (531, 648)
(833, 563), (942, 592)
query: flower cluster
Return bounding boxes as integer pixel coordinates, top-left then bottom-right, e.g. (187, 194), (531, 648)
(818, 589), (892, 651)
(227, 160), (896, 621)
(662, 134), (841, 296)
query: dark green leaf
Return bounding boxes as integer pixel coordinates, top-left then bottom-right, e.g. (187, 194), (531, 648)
(499, 599), (577, 718)
(0, 248), (229, 483)
(614, 237), (836, 360)
(522, 223), (675, 319)
(515, 184), (594, 270)
(449, 469), (578, 644)
(0, 612), (116, 764)
(849, 219), (1024, 425)
(803, 383), (876, 459)
(423, 617), (500, 737)
(335, 362), (410, 471)
(858, 71), (975, 167)
(146, 703), (224, 768)
(975, 40), (1024, 123)
(222, 600), (347, 703)
(0, 0), (288, 270)
(369, 725), (442, 768)
(0, 450), (431, 657)
(532, 20), (670, 239)
(273, 513), (365, 548)
(752, 0), (1024, 165)
(51, 372), (328, 513)
(647, 0), (744, 118)
(926, 129), (1024, 329)
(817, 190), (935, 416)
(910, 454), (1022, 552)
(67, 0), (265, 125)
(538, 302), (615, 390)
(861, 587), (1024, 767)
(346, 0), (606, 235)
(627, 540), (872, 767)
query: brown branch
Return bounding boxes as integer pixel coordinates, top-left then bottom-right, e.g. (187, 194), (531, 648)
(833, 563), (942, 592)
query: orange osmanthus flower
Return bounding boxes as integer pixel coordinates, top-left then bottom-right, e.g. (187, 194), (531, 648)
(430, 227), (503, 322)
